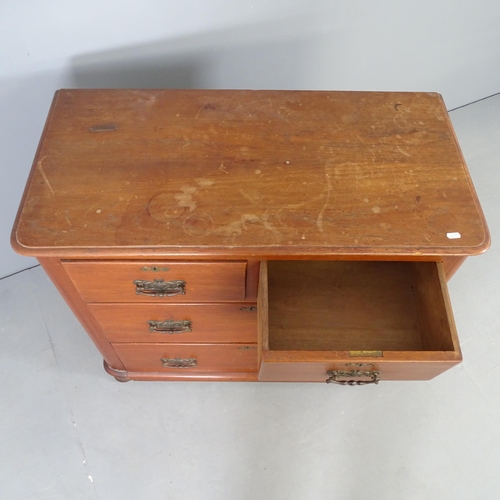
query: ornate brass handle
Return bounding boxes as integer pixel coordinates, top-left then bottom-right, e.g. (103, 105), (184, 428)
(160, 357), (197, 368)
(326, 370), (381, 385)
(148, 319), (192, 334)
(133, 279), (186, 297)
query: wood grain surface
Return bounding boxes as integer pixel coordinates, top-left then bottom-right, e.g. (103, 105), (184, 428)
(62, 260), (247, 302)
(258, 260), (461, 381)
(113, 343), (258, 373)
(37, 257), (125, 369)
(89, 302), (257, 343)
(12, 89), (489, 258)
(265, 260), (457, 352)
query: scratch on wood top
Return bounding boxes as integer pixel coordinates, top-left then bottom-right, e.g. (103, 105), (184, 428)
(37, 156), (54, 195)
(317, 163), (333, 232)
(396, 145), (412, 157)
(64, 210), (73, 227)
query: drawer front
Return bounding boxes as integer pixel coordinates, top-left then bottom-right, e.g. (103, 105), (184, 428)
(89, 303), (257, 343)
(258, 260), (462, 382)
(258, 354), (462, 382)
(62, 260), (247, 303)
(113, 343), (258, 373)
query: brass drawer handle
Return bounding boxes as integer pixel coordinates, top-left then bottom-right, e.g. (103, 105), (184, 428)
(160, 357), (197, 368)
(133, 279), (186, 297)
(148, 319), (192, 334)
(326, 370), (381, 385)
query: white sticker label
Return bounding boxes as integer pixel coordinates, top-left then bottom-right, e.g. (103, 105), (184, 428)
(447, 232), (461, 239)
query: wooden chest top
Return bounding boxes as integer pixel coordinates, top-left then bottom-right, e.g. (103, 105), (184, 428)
(12, 89), (489, 257)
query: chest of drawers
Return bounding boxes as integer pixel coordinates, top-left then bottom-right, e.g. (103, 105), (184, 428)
(12, 89), (489, 384)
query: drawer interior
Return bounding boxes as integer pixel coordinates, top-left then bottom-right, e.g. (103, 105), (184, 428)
(264, 260), (455, 353)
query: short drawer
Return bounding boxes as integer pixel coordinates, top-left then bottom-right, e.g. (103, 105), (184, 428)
(113, 343), (258, 373)
(62, 260), (247, 303)
(89, 303), (257, 343)
(258, 260), (461, 383)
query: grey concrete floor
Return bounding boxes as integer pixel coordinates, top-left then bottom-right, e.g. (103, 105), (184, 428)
(1, 94), (500, 500)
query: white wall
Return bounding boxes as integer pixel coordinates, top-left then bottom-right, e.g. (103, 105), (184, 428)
(2, 0), (500, 277)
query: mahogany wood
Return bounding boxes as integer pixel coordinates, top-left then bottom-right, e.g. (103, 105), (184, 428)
(257, 260), (269, 372)
(12, 89), (489, 259)
(113, 343), (258, 373)
(62, 260), (247, 302)
(258, 356), (461, 382)
(410, 262), (459, 352)
(258, 260), (461, 382)
(103, 360), (259, 382)
(442, 256), (468, 280)
(12, 90), (488, 383)
(37, 257), (125, 369)
(267, 260), (421, 351)
(245, 260), (260, 300)
(88, 302), (257, 343)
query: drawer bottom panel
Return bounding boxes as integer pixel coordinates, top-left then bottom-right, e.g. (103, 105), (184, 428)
(113, 343), (258, 374)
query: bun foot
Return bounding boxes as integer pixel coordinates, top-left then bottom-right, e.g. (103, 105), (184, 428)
(103, 360), (130, 382)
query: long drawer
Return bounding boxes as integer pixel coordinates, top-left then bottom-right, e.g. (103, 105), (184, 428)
(258, 260), (462, 383)
(62, 260), (247, 303)
(113, 343), (258, 373)
(89, 303), (257, 343)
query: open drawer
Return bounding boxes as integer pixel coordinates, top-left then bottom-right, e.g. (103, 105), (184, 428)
(258, 260), (461, 383)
